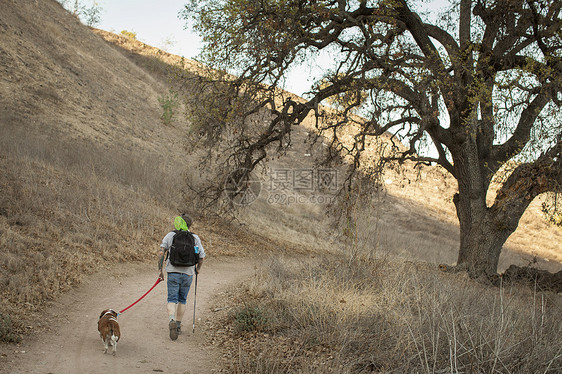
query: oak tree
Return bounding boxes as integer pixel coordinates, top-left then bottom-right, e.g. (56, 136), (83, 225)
(182, 0), (562, 276)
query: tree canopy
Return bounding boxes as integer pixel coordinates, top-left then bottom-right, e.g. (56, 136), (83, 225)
(182, 0), (562, 276)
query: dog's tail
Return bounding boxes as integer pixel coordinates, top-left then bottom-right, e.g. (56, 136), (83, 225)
(108, 317), (119, 342)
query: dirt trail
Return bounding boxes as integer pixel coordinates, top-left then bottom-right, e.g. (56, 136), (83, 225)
(1, 258), (253, 374)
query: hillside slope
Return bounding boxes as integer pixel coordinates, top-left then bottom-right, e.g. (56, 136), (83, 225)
(1, 0), (177, 154)
(0, 0), (179, 340)
(0, 0), (269, 342)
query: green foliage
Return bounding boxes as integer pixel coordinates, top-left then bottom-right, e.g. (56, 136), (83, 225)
(56, 0), (102, 26)
(0, 313), (21, 343)
(120, 30), (137, 40)
(158, 89), (179, 125)
(234, 304), (270, 332)
(81, 1), (102, 27)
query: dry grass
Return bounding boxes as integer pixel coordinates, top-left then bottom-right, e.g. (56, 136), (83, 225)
(0, 125), (294, 342)
(0, 128), (177, 338)
(212, 252), (562, 373)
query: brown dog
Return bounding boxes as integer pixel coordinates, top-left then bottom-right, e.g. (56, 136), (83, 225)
(98, 309), (120, 355)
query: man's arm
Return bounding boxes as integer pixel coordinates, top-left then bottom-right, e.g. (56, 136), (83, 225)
(158, 232), (174, 279)
(196, 257), (204, 273)
(158, 247), (166, 280)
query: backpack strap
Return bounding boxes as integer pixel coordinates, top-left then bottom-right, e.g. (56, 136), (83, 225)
(164, 230), (180, 261)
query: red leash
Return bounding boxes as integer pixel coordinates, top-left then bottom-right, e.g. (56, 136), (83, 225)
(118, 278), (162, 315)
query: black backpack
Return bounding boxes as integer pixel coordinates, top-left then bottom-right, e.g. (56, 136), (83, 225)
(168, 230), (199, 267)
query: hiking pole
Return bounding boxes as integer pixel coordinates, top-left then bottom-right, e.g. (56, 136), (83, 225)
(192, 269), (198, 333)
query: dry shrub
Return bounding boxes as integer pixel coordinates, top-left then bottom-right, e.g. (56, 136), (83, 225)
(222, 254), (562, 373)
(0, 313), (20, 344)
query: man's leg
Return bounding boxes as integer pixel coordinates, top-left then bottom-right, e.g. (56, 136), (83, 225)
(175, 274), (193, 335)
(167, 302), (177, 321)
(167, 273), (180, 340)
(168, 308), (178, 340)
(176, 303), (186, 334)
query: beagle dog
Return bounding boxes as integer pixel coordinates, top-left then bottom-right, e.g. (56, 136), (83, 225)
(98, 309), (120, 355)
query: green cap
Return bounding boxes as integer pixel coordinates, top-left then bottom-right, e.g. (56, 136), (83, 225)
(174, 216), (189, 231)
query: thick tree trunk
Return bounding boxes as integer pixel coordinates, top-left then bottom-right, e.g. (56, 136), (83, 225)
(454, 193), (518, 276)
(452, 145), (546, 277)
(451, 127), (527, 277)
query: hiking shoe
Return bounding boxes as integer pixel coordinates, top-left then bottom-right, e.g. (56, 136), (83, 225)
(177, 325), (182, 335)
(169, 320), (178, 340)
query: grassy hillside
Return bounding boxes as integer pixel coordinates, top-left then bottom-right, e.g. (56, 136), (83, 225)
(0, 0), (171, 340)
(0, 1), (560, 369)
(0, 0), (269, 341)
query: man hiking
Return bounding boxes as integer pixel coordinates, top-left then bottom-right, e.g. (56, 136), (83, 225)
(158, 213), (205, 340)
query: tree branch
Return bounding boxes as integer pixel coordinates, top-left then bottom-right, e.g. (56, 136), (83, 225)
(492, 90), (551, 164)
(494, 139), (562, 215)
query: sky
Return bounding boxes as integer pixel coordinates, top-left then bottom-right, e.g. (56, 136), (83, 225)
(95, 0), (326, 96)
(96, 1), (200, 57)
(94, 0), (450, 97)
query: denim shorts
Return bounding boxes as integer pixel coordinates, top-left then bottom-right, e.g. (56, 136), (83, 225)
(167, 272), (193, 304)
